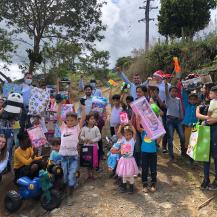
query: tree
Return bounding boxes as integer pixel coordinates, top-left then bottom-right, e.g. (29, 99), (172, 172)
(90, 49), (110, 69)
(115, 56), (134, 70)
(1, 0), (106, 74)
(158, 0), (216, 39)
(0, 28), (16, 63)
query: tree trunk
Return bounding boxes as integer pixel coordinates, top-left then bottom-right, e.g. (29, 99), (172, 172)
(28, 36), (41, 75)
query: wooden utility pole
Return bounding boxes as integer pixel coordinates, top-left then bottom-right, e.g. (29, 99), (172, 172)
(138, 0), (158, 51)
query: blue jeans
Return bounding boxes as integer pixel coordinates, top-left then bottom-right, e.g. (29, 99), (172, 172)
(61, 156), (78, 187)
(204, 125), (217, 180)
(167, 116), (185, 159)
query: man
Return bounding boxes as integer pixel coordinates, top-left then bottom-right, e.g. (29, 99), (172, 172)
(116, 67), (147, 100)
(90, 79), (103, 97)
(20, 72), (33, 130)
(79, 76), (103, 97)
(78, 85), (93, 117)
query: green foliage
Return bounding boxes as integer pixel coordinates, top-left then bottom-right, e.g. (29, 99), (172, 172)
(1, 0), (106, 73)
(127, 34), (217, 78)
(158, 0), (216, 38)
(115, 56), (134, 70)
(0, 28), (16, 62)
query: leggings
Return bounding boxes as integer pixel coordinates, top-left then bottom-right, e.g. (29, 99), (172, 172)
(123, 177), (134, 184)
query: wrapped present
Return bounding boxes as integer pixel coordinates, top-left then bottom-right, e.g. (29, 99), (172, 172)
(187, 124), (210, 162)
(107, 79), (118, 88)
(60, 104), (74, 120)
(3, 83), (22, 98)
(28, 87), (50, 116)
(27, 126), (48, 148)
(92, 96), (107, 114)
(80, 144), (98, 169)
(120, 112), (129, 125)
(131, 97), (165, 140)
(54, 123), (61, 138)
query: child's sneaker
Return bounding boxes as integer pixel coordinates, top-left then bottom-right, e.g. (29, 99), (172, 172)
(162, 149), (168, 154)
(143, 182), (149, 193)
(209, 179), (217, 191)
(150, 182), (157, 193)
(200, 179), (210, 190)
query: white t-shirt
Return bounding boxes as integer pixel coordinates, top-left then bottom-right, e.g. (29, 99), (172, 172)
(110, 106), (122, 127)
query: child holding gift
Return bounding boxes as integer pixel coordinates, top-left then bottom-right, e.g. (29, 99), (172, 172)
(165, 80), (185, 160)
(208, 86), (217, 119)
(109, 89), (122, 136)
(116, 124), (138, 193)
(57, 102), (86, 205)
(136, 116), (158, 193)
(80, 113), (101, 179)
(13, 131), (43, 183)
(182, 91), (198, 152)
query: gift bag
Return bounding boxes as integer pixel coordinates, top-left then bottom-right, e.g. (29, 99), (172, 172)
(120, 112), (129, 125)
(3, 83), (22, 98)
(80, 144), (98, 169)
(27, 126), (48, 148)
(60, 104), (73, 120)
(187, 124), (210, 162)
(28, 87), (50, 116)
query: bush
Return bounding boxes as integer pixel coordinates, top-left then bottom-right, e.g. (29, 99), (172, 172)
(127, 34), (217, 79)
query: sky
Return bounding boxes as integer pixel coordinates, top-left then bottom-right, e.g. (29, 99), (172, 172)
(1, 0), (217, 80)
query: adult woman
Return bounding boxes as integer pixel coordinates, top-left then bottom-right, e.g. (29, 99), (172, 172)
(0, 135), (8, 182)
(196, 84), (217, 190)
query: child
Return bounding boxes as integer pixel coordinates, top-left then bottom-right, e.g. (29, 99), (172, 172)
(208, 86), (217, 119)
(80, 113), (101, 179)
(116, 124), (138, 193)
(122, 95), (134, 120)
(109, 89), (122, 136)
(182, 91), (198, 151)
(13, 131), (43, 183)
(165, 81), (185, 160)
(136, 116), (157, 193)
(49, 139), (61, 165)
(57, 103), (86, 205)
(107, 135), (120, 172)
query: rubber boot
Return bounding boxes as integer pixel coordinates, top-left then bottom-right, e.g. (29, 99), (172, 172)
(66, 186), (74, 206)
(128, 184), (134, 194)
(119, 183), (127, 193)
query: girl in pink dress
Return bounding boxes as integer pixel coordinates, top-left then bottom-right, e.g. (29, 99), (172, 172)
(116, 124), (138, 193)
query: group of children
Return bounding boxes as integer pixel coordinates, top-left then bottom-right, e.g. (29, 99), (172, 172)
(1, 72), (217, 208)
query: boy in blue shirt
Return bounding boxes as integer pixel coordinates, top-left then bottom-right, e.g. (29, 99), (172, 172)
(137, 116), (157, 193)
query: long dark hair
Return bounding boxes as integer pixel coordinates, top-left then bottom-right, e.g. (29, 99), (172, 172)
(0, 134), (7, 161)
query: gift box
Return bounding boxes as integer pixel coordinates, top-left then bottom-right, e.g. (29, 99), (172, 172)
(28, 87), (50, 116)
(3, 83), (22, 98)
(27, 126), (48, 148)
(80, 144), (98, 169)
(120, 112), (129, 125)
(131, 97), (165, 140)
(92, 96), (107, 114)
(60, 104), (74, 120)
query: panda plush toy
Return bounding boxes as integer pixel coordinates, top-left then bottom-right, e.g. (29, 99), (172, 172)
(2, 93), (24, 120)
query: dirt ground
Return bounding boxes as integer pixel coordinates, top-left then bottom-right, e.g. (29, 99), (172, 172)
(1, 87), (217, 217)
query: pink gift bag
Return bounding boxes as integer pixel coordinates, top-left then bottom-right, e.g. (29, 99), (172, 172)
(27, 126), (48, 148)
(60, 104), (73, 120)
(120, 112), (129, 125)
(131, 97), (165, 140)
